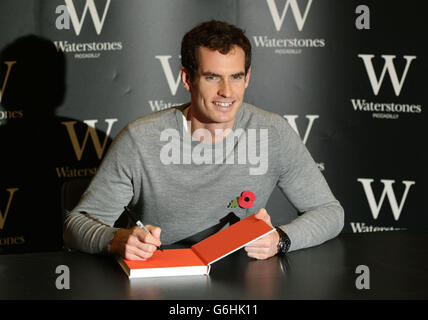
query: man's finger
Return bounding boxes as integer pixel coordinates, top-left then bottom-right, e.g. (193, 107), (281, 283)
(245, 247), (271, 260)
(254, 208), (272, 226)
(146, 225), (162, 241)
(125, 244), (154, 260)
(245, 243), (276, 258)
(245, 246), (264, 254)
(124, 252), (145, 261)
(132, 226), (162, 247)
(128, 235), (157, 254)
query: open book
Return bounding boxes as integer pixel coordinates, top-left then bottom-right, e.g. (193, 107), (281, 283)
(117, 214), (275, 278)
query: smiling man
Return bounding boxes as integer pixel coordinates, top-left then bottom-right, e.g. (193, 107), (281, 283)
(180, 21), (252, 143)
(64, 20), (344, 261)
(182, 46), (249, 133)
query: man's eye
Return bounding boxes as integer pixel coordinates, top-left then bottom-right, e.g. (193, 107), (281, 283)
(232, 74), (244, 80)
(206, 76), (218, 81)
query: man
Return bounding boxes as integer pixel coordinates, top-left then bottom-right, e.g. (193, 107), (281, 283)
(64, 20), (344, 261)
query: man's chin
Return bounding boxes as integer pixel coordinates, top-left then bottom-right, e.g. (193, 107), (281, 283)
(212, 111), (237, 124)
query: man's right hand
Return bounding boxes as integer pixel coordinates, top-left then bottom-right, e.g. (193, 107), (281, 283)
(109, 225), (162, 260)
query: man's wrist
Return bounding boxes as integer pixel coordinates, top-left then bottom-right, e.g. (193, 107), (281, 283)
(275, 226), (291, 255)
(106, 228), (121, 255)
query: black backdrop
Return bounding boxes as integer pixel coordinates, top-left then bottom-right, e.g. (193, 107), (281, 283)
(1, 0), (426, 254)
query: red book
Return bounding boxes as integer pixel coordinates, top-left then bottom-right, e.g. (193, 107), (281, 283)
(117, 214), (275, 278)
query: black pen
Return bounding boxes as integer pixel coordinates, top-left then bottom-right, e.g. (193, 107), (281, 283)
(124, 206), (163, 251)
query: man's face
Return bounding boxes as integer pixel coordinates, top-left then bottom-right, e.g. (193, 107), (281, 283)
(182, 45), (251, 127)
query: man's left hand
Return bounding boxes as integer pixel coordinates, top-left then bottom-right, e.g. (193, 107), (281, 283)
(244, 208), (279, 260)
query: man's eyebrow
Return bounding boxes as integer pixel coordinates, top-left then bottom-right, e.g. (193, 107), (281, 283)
(201, 71), (245, 77)
(201, 71), (221, 77)
(232, 72), (246, 77)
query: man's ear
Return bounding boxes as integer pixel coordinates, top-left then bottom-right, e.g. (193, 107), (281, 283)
(244, 66), (251, 89)
(181, 67), (192, 92)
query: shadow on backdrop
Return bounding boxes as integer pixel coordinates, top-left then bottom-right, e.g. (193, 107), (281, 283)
(0, 35), (112, 254)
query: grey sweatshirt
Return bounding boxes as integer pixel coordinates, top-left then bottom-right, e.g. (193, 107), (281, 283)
(63, 103), (344, 254)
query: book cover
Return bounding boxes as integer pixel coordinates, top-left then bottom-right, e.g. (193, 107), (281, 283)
(117, 214), (275, 278)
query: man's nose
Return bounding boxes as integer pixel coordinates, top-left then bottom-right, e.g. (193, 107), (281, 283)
(218, 79), (232, 97)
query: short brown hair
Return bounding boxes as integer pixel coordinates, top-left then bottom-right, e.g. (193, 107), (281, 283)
(181, 20), (252, 79)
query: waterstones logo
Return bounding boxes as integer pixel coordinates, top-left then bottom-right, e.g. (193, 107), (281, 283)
(0, 61), (16, 104)
(267, 0), (313, 32)
(54, 40), (123, 59)
(0, 236), (25, 247)
(149, 55), (183, 112)
(353, 54), (421, 119)
(358, 178), (415, 221)
(283, 114), (318, 145)
(350, 99), (421, 119)
(56, 166), (97, 178)
(0, 188), (19, 230)
(62, 118), (117, 160)
(148, 100), (183, 112)
(253, 0), (325, 55)
(0, 61), (23, 121)
(284, 114), (324, 171)
(0, 110), (23, 121)
(359, 54), (416, 96)
(351, 179), (415, 234)
(62, 0), (111, 36)
(54, 0), (123, 59)
(57, 118), (117, 178)
(350, 222), (404, 233)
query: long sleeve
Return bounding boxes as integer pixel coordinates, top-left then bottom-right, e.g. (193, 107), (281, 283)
(275, 117), (344, 252)
(63, 126), (137, 254)
(63, 212), (119, 254)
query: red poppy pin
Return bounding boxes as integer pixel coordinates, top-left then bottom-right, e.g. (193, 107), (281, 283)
(228, 191), (256, 209)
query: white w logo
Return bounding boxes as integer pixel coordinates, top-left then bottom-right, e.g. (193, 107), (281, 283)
(266, 0), (313, 31)
(155, 55), (182, 96)
(358, 54), (416, 96)
(283, 115), (319, 145)
(64, 0), (111, 36)
(357, 179), (415, 221)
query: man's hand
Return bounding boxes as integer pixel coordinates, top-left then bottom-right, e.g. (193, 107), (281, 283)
(244, 208), (279, 260)
(109, 225), (162, 260)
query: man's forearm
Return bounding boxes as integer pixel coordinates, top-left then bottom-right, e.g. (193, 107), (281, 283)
(281, 201), (344, 252)
(63, 212), (119, 254)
